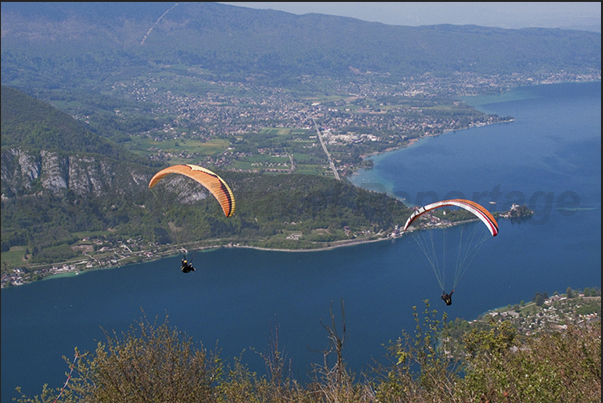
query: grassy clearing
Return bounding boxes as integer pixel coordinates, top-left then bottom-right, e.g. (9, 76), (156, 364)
(259, 127), (292, 136)
(1, 247), (27, 268)
(126, 136), (229, 157)
(71, 230), (113, 239)
(259, 127), (311, 137)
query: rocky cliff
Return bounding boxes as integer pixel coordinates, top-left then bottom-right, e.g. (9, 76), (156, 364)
(1, 147), (154, 198)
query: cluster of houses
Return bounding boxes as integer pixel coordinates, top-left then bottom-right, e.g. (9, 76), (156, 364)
(484, 292), (599, 336)
(2, 264), (79, 287)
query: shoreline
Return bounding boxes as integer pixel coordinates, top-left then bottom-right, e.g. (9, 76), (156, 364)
(2, 158), (532, 288)
(357, 117), (515, 163)
(234, 234), (399, 253)
(8, 208), (532, 287)
(1, 234), (402, 287)
(1, 106), (524, 288)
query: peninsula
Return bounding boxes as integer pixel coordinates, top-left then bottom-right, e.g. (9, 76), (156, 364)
(1, 204), (532, 287)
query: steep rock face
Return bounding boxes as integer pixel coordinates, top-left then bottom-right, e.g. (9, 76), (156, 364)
(67, 155), (106, 196)
(1, 147), (153, 198)
(40, 150), (68, 192)
(1, 148), (42, 195)
(17, 149), (41, 181)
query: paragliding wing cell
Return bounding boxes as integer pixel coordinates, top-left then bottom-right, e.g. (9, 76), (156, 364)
(403, 199), (498, 236)
(148, 164), (236, 217)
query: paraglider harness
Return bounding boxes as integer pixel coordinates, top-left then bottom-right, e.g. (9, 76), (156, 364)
(441, 289), (454, 306)
(181, 255), (195, 273)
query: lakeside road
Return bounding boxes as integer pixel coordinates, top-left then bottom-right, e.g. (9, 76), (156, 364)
(4, 210), (532, 287)
(33, 234), (400, 283)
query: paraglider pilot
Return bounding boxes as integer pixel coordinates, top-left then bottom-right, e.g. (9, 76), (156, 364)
(441, 289), (454, 306)
(181, 256), (195, 273)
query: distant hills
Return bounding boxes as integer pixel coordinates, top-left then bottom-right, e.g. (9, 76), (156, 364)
(1, 2), (600, 89)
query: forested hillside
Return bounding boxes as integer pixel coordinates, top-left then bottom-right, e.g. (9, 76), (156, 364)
(1, 86), (410, 276)
(2, 2), (600, 89)
(1, 85), (152, 163)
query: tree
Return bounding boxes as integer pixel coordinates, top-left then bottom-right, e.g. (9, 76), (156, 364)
(457, 323), (601, 403)
(17, 313), (221, 403)
(375, 301), (460, 402)
(566, 287), (574, 298)
(14, 299), (601, 403)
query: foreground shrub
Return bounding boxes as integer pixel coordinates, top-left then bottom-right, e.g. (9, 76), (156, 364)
(16, 303), (601, 403)
(17, 314), (221, 403)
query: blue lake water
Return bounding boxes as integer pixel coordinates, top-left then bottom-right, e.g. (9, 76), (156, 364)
(2, 81), (601, 402)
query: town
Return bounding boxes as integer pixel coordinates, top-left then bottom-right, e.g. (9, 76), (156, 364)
(485, 289), (601, 336)
(441, 287), (601, 358)
(80, 69), (599, 179)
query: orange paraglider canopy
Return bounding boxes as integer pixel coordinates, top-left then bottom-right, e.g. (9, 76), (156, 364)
(149, 164), (235, 217)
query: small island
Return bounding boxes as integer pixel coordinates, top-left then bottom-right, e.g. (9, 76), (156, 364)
(495, 203), (534, 222)
(391, 203), (534, 235)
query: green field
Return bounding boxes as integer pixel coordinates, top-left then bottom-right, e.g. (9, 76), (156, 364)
(259, 127), (311, 137)
(126, 136), (229, 158)
(1, 246), (27, 268)
(227, 155), (290, 171)
(259, 127), (292, 136)
(71, 230), (113, 238)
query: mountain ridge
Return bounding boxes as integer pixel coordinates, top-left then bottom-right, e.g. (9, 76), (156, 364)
(2, 2), (600, 88)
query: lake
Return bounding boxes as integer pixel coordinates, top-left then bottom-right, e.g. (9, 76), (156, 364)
(2, 81), (600, 402)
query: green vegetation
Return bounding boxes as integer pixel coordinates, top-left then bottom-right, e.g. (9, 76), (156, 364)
(1, 4), (598, 284)
(125, 135), (230, 164)
(1, 86), (155, 166)
(2, 3), (600, 90)
(2, 85), (413, 282)
(15, 299), (601, 403)
(1, 169), (410, 279)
